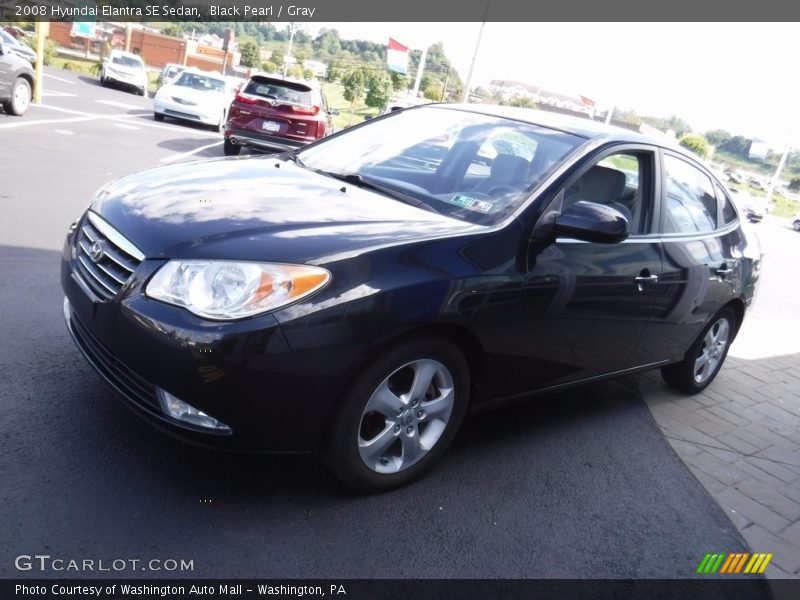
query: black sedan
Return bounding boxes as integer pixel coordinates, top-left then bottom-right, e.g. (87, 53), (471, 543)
(61, 105), (761, 492)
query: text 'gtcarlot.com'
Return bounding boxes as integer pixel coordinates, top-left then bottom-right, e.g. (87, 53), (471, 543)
(14, 554), (194, 572)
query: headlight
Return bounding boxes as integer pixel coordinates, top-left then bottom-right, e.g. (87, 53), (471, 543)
(145, 260), (330, 320)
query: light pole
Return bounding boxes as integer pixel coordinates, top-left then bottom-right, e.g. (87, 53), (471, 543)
(461, 20), (486, 103)
(283, 22), (296, 79)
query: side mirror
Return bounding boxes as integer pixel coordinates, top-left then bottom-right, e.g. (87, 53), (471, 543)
(553, 201), (629, 244)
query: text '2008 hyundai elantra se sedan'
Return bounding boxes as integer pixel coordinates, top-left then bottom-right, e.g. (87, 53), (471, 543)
(61, 105), (760, 492)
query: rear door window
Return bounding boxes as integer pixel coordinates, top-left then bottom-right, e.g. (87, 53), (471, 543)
(663, 155), (717, 234)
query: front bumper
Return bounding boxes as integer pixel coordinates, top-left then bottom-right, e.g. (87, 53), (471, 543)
(225, 126), (308, 153)
(105, 71), (146, 91)
(154, 97), (218, 126)
(60, 237), (352, 453)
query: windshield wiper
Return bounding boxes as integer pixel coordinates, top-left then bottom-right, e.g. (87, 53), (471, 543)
(317, 171), (439, 213)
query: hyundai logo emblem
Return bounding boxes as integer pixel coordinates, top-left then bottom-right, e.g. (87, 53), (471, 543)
(89, 241), (104, 263)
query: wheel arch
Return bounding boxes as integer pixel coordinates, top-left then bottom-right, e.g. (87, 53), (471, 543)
(724, 297), (746, 338)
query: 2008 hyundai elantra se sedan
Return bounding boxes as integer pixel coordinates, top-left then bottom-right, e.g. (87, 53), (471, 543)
(62, 105), (760, 491)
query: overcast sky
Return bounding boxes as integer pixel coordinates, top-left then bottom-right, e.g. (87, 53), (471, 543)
(306, 22), (799, 149)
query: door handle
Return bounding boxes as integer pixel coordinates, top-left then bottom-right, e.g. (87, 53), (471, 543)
(716, 265), (732, 278)
(634, 272), (658, 292)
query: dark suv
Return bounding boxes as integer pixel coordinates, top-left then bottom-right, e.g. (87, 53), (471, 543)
(223, 74), (336, 156)
(0, 40), (34, 116)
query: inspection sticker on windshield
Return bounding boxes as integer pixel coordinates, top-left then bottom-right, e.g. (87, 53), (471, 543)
(449, 194), (494, 213)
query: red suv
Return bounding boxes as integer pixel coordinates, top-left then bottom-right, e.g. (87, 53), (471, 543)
(224, 75), (336, 156)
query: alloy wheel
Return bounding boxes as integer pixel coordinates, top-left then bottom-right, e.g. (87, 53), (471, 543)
(693, 318), (730, 384)
(358, 359), (455, 474)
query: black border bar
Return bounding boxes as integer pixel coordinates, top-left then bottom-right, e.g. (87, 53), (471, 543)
(4, 578), (797, 600)
(2, 0), (800, 22)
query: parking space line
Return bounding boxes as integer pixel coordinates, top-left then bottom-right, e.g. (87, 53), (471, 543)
(160, 141), (224, 163)
(96, 99), (144, 110)
(43, 74), (76, 85)
(7, 103), (220, 138)
(0, 115), (98, 129)
(42, 91), (78, 98)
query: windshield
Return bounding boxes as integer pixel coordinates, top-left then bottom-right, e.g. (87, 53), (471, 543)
(112, 55), (143, 69)
(174, 72), (225, 92)
(296, 106), (584, 225)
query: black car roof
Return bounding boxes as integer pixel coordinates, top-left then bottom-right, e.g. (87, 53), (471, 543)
(427, 103), (687, 151)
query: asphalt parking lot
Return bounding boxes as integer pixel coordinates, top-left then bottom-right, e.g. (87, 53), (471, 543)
(0, 67), (784, 583)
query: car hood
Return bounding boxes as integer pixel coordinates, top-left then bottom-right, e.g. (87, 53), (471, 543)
(90, 157), (481, 263)
(157, 84), (226, 105)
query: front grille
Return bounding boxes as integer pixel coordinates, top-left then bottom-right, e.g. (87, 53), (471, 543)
(165, 109), (200, 119)
(69, 311), (160, 411)
(74, 213), (142, 301)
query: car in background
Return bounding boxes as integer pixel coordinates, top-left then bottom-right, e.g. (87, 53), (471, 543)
(0, 29), (36, 65)
(100, 50), (148, 96)
(154, 69), (235, 131)
(157, 63), (184, 88)
(223, 74), (336, 156)
(379, 96), (428, 116)
(730, 188), (769, 223)
(0, 41), (34, 116)
(61, 105), (760, 492)
(3, 26), (33, 40)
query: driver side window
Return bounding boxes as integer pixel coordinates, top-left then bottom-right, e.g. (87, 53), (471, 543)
(562, 152), (652, 235)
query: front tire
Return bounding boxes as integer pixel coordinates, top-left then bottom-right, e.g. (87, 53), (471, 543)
(153, 113), (165, 122)
(321, 338), (470, 493)
(3, 77), (31, 116)
(793, 220), (800, 232)
(662, 307), (736, 394)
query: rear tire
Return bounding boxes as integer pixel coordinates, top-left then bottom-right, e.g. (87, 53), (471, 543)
(2, 77), (31, 116)
(661, 307), (736, 394)
(319, 337), (470, 493)
(793, 220), (800, 232)
(223, 139), (241, 156)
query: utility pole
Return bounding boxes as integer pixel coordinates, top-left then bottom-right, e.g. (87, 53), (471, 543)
(441, 61), (451, 102)
(283, 22), (296, 79)
(605, 106), (614, 125)
(461, 20), (486, 103)
(766, 138), (791, 205)
(412, 46), (428, 97)
(33, 21), (48, 105)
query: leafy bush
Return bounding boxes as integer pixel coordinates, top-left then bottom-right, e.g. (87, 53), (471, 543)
(42, 40), (57, 66)
(679, 133), (710, 159)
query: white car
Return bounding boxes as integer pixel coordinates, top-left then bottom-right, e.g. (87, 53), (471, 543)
(100, 50), (148, 96)
(153, 70), (235, 132)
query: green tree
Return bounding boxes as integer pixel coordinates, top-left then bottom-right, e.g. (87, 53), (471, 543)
(342, 69), (367, 124)
(261, 61), (279, 74)
(269, 49), (284, 66)
(705, 129), (731, 147)
(162, 24), (183, 38)
(239, 40), (261, 68)
(390, 71), (408, 92)
(508, 95), (536, 108)
(423, 83), (443, 101)
(679, 133), (711, 159)
(365, 71), (393, 108)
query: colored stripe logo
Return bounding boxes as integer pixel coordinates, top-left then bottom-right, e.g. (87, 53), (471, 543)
(697, 552), (773, 574)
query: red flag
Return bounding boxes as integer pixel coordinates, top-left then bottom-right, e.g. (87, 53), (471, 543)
(580, 95), (596, 107)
